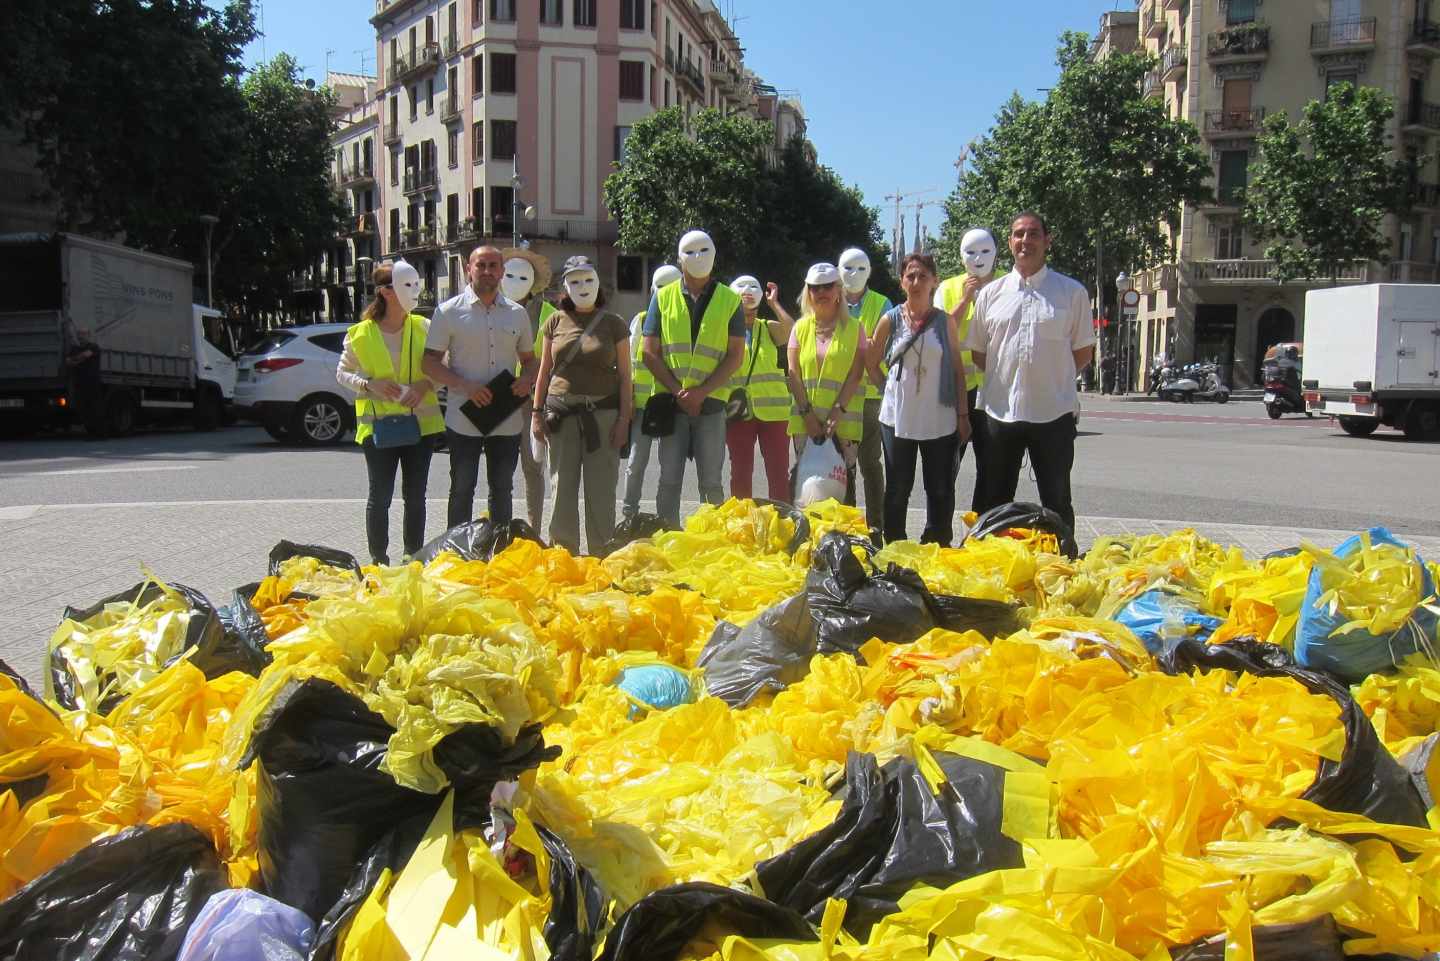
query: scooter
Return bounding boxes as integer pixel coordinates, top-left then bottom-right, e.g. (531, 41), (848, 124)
(1146, 362), (1174, 396)
(1262, 361), (1308, 419)
(1157, 361), (1230, 403)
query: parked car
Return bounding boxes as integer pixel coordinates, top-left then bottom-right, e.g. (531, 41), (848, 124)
(234, 323), (354, 445)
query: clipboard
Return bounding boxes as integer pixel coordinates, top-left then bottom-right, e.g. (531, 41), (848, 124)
(458, 369), (526, 435)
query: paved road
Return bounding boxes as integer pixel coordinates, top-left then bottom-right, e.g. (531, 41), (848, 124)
(2, 395), (1437, 690)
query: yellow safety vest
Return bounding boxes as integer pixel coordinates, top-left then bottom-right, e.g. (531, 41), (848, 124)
(517, 300), (556, 375)
(788, 314), (863, 442)
(936, 271), (1006, 392)
(656, 279), (741, 403)
(348, 314), (444, 444)
(850, 290), (889, 402)
(726, 317), (789, 422)
(631, 311), (656, 409)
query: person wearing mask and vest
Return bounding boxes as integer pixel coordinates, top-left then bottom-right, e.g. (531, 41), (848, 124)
(336, 260), (444, 565)
(623, 263), (682, 521)
(724, 275), (793, 501)
(641, 229), (745, 527)
(787, 262), (867, 503)
(839, 247), (893, 531)
(934, 227), (1005, 513)
(500, 247), (554, 531)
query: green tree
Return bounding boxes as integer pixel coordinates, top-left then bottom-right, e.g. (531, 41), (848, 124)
(1243, 83), (1409, 283)
(937, 33), (1212, 299)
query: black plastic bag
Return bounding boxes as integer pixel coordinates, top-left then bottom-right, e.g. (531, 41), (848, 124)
(931, 593), (1025, 639)
(49, 580), (267, 714)
(413, 518), (545, 563)
(214, 585), (275, 674)
(536, 824), (608, 961)
(756, 750), (1022, 938)
(1171, 915), (1346, 960)
(1158, 638), (1429, 828)
(306, 816), (432, 961)
(599, 513), (671, 556)
(242, 678), (559, 922)
(965, 501), (1079, 558)
(1, 658), (57, 806)
(595, 883), (814, 961)
(698, 594), (817, 707)
(0, 822), (226, 961)
(1, 657), (44, 704)
(806, 534), (937, 655)
(267, 541), (363, 578)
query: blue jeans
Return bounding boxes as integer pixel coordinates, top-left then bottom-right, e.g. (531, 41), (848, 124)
(361, 436), (434, 564)
(445, 429), (522, 530)
(655, 409), (726, 526)
(622, 417), (655, 520)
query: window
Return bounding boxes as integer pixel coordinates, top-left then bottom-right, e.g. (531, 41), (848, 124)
(651, 2), (658, 36)
(619, 61), (645, 101)
(491, 185), (514, 233)
(390, 150), (400, 185)
(446, 193), (460, 240)
(1218, 150), (1248, 205)
(490, 52), (517, 94)
(574, 0), (596, 28)
(426, 78), (434, 114)
(1225, 0), (1256, 24)
(650, 65), (657, 104)
(616, 255), (644, 291)
(1214, 218), (1243, 258)
(448, 128), (459, 167)
(389, 208), (401, 250)
(664, 78), (670, 106)
(620, 0), (645, 29)
(614, 125), (633, 163)
(490, 0), (514, 21)
(472, 187), (483, 222)
(308, 332), (348, 355)
(473, 53), (483, 95)
(425, 15), (434, 45)
(1430, 228), (1439, 265)
(472, 121), (484, 161)
(408, 85), (418, 120)
(1326, 72), (1358, 98)
(390, 39), (399, 79)
(474, 0), (483, 23)
(540, 0), (562, 25)
(492, 119), (517, 160)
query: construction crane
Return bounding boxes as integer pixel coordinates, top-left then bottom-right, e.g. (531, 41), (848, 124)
(883, 187), (938, 270)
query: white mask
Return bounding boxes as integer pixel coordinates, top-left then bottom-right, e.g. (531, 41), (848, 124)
(391, 259), (421, 313)
(838, 248), (871, 295)
(563, 268), (599, 309)
(651, 264), (682, 293)
(677, 229), (716, 279)
(500, 257), (536, 303)
(961, 228), (997, 278)
(730, 275), (762, 310)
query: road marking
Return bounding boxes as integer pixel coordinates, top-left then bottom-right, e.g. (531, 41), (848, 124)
(0, 465), (200, 478)
(0, 505), (40, 520)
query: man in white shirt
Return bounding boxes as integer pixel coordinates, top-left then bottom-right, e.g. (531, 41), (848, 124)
(422, 245), (537, 530)
(964, 213), (1095, 529)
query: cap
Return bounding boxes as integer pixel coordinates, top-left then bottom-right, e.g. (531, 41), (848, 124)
(561, 255), (597, 280)
(805, 262), (840, 286)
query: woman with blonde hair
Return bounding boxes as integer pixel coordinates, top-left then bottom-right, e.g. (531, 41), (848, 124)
(336, 260), (444, 564)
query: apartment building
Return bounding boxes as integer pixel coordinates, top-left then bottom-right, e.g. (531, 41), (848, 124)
(306, 0), (796, 323)
(1127, 0), (1440, 390)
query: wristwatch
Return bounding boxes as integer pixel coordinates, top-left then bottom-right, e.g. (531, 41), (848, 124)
(797, 403), (812, 416)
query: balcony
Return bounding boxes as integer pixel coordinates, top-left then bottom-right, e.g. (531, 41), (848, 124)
(338, 161), (375, 188)
(1161, 0), (1181, 10)
(383, 121), (402, 145)
(1413, 181), (1440, 209)
(291, 274), (317, 292)
(1160, 45), (1188, 83)
(440, 93), (462, 125)
(393, 43), (440, 84)
(1402, 100), (1440, 135)
(402, 166), (438, 195)
(1203, 107), (1266, 137)
(1144, 3), (1166, 39)
(345, 211), (377, 237)
(1136, 263), (1178, 295)
(1189, 259), (1370, 284)
(1142, 69), (1163, 98)
(664, 46), (675, 70)
(1310, 18), (1377, 54)
(400, 222), (442, 251)
(443, 33), (459, 59)
(453, 217), (481, 243)
(1390, 261), (1438, 283)
(342, 265), (358, 284)
(1410, 19), (1440, 56)
(527, 219), (620, 244)
(676, 58), (705, 97)
(1207, 23), (1270, 63)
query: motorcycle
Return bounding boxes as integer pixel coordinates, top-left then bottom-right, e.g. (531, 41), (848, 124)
(1261, 342), (1309, 419)
(1146, 361), (1174, 396)
(1157, 360), (1230, 404)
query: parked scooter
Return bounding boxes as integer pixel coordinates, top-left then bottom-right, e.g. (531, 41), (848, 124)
(1147, 360), (1175, 395)
(1157, 360), (1230, 403)
(1261, 342), (1309, 419)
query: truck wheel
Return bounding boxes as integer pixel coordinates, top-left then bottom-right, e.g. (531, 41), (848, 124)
(1215, 391), (1229, 404)
(191, 385), (222, 432)
(1266, 403), (1282, 420)
(100, 388), (137, 438)
(291, 394), (348, 446)
(1403, 402), (1440, 442)
(1338, 415), (1379, 438)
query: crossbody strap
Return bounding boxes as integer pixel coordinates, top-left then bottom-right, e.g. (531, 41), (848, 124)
(552, 310), (607, 379)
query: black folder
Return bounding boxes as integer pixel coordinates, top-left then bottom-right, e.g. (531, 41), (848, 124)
(458, 369), (526, 435)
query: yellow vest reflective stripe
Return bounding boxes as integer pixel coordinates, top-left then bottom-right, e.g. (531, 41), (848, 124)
(631, 311), (656, 409)
(788, 314), (864, 442)
(852, 290), (889, 401)
(726, 317), (789, 422)
(937, 271), (1006, 391)
(517, 301), (556, 375)
(656, 279), (741, 403)
(349, 314), (445, 444)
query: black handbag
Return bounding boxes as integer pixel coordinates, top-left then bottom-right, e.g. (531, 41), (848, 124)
(641, 392), (678, 437)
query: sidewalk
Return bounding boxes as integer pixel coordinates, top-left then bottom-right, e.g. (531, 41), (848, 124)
(1081, 390), (1264, 403)
(4, 498), (1436, 691)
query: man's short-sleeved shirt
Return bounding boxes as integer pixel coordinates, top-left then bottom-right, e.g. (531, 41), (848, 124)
(428, 286), (532, 436)
(964, 266), (1094, 424)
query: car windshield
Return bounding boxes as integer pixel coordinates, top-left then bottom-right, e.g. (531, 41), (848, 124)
(242, 332), (297, 356)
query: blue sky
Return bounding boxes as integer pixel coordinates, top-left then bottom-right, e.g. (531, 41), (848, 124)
(237, 1), (1128, 237)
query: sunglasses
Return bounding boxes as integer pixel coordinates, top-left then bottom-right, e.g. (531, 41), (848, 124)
(808, 281), (839, 291)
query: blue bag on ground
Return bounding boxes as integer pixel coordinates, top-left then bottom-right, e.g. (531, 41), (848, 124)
(616, 664), (694, 714)
(176, 889), (315, 961)
(1116, 589), (1223, 654)
(1295, 527), (1438, 683)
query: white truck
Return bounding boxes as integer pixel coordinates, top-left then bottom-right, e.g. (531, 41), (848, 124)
(0, 233), (237, 437)
(1302, 284), (1440, 441)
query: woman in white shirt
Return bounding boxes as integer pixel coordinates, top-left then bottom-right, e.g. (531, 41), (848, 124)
(866, 253), (971, 546)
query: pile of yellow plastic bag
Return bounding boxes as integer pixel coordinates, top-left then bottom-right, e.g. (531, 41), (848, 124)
(6, 499), (1440, 961)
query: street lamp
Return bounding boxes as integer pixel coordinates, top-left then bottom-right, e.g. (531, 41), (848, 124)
(198, 214), (219, 308)
(509, 156), (537, 248)
(356, 255), (374, 319)
(1115, 271), (1133, 394)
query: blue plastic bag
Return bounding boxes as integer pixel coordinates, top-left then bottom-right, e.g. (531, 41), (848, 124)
(176, 889), (315, 961)
(1295, 527), (1437, 683)
(616, 664), (694, 715)
(1115, 589), (1223, 655)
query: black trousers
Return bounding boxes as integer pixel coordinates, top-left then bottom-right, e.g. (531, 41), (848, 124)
(446, 429), (522, 530)
(963, 387), (990, 514)
(880, 424), (961, 546)
(979, 412), (1078, 530)
(361, 436), (434, 564)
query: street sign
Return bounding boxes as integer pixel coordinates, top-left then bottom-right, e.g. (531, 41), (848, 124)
(1121, 289), (1141, 309)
